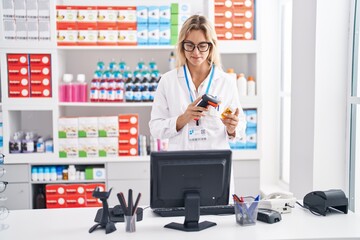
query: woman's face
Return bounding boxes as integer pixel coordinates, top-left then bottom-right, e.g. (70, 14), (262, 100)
(183, 30), (211, 68)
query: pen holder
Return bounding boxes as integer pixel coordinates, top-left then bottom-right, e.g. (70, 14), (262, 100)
(124, 214), (136, 233)
(234, 198), (259, 226)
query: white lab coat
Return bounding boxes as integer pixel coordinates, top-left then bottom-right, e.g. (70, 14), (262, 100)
(149, 64), (246, 151)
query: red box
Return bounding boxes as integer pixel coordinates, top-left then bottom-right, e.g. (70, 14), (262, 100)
(86, 197), (102, 207)
(233, 0), (254, 9)
(214, 16), (234, 29)
(46, 195), (67, 208)
(66, 195), (86, 208)
(233, 8), (254, 20)
(8, 85), (30, 98)
(85, 183), (106, 197)
(30, 65), (51, 76)
(46, 184), (67, 196)
(215, 27), (233, 40)
(8, 65), (29, 76)
(29, 54), (51, 66)
(233, 28), (253, 40)
(118, 135), (138, 146)
(30, 85), (52, 98)
(66, 184), (86, 196)
(7, 54), (29, 65)
(118, 114), (138, 127)
(30, 74), (51, 86)
(8, 77), (29, 86)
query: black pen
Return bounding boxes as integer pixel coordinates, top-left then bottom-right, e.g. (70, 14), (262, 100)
(117, 192), (128, 215)
(128, 189), (133, 216)
(132, 193), (142, 215)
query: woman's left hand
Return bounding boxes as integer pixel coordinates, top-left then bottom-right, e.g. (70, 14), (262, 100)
(221, 108), (239, 137)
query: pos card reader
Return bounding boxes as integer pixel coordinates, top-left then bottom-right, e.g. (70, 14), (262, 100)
(196, 94), (220, 108)
(303, 189), (348, 216)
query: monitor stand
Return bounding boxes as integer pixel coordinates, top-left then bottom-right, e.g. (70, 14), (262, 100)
(164, 192), (217, 232)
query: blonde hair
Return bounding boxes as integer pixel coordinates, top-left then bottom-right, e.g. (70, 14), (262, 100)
(175, 15), (222, 69)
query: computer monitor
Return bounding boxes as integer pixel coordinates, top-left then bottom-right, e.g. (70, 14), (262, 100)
(150, 149), (232, 232)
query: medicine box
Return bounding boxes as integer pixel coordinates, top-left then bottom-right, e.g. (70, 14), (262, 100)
(58, 117), (78, 138)
(78, 117), (98, 138)
(148, 6), (160, 24)
(93, 168), (106, 180)
(78, 138), (99, 158)
(98, 137), (118, 157)
(98, 116), (119, 137)
(58, 138), (79, 158)
(246, 127), (257, 149)
(245, 109), (257, 128)
(136, 6), (148, 24)
(159, 5), (171, 24)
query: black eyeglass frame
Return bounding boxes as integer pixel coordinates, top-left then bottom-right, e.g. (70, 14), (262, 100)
(0, 181), (8, 193)
(182, 41), (212, 52)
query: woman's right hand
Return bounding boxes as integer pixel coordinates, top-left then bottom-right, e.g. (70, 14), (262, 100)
(176, 96), (208, 131)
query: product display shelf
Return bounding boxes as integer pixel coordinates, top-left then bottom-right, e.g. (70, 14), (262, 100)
(58, 102), (153, 107)
(31, 179), (104, 184)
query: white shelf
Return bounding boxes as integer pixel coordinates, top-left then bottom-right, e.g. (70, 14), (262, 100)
(31, 179), (105, 184)
(2, 99), (56, 110)
(57, 45), (176, 50)
(0, 41), (56, 51)
(59, 102), (153, 107)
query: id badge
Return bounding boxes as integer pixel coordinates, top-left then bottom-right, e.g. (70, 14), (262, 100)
(188, 126), (207, 142)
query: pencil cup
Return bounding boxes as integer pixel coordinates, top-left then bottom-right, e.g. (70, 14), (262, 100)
(124, 214), (136, 233)
(234, 197), (259, 226)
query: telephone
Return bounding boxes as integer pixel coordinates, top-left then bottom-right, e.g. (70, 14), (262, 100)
(258, 191), (297, 214)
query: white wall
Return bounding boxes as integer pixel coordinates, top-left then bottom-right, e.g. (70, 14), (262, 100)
(290, 0), (350, 198)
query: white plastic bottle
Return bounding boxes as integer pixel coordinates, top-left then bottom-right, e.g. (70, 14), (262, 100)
(68, 165), (76, 181)
(237, 73), (247, 97)
(247, 76), (256, 96)
(226, 68), (237, 81)
(60, 74), (73, 102)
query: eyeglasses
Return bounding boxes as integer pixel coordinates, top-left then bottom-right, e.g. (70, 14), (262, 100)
(0, 154), (4, 165)
(183, 41), (212, 52)
(0, 168), (5, 178)
(0, 182), (8, 193)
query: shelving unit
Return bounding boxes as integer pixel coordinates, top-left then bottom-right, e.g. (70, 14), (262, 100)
(0, 0), (262, 209)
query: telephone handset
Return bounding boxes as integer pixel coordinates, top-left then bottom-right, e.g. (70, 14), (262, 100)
(265, 192), (294, 200)
(259, 191), (297, 214)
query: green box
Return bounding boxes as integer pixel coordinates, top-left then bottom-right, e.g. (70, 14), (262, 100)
(171, 35), (178, 45)
(171, 25), (178, 36)
(171, 14), (178, 25)
(171, 3), (178, 14)
(85, 167), (93, 180)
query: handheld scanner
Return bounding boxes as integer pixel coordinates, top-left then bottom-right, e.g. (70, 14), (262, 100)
(196, 94), (221, 108)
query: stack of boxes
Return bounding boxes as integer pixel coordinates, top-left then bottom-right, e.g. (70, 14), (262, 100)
(58, 114), (140, 158)
(7, 53), (52, 98)
(214, 0), (254, 40)
(229, 109), (257, 150)
(2, 0), (51, 41)
(118, 114), (139, 156)
(170, 3), (191, 45)
(45, 183), (105, 208)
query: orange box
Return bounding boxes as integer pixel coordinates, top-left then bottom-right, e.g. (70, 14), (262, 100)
(75, 6), (97, 27)
(66, 195), (86, 208)
(233, 28), (253, 40)
(66, 184), (86, 196)
(56, 5), (77, 28)
(214, 0), (235, 8)
(118, 144), (138, 156)
(233, 18), (253, 30)
(118, 135), (138, 146)
(97, 6), (118, 27)
(57, 24), (78, 46)
(77, 25), (98, 45)
(46, 195), (67, 208)
(8, 85), (30, 98)
(30, 85), (52, 98)
(233, 0), (254, 9)
(233, 8), (254, 20)
(29, 54), (51, 66)
(118, 127), (138, 137)
(97, 25), (118, 45)
(85, 183), (106, 197)
(7, 54), (28, 65)
(46, 184), (67, 196)
(215, 27), (233, 40)
(214, 16), (234, 29)
(118, 114), (138, 126)
(117, 6), (137, 29)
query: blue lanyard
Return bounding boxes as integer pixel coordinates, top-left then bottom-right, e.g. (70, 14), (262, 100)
(183, 64), (215, 102)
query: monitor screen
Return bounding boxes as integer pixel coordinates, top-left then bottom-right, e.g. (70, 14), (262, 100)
(150, 149), (232, 231)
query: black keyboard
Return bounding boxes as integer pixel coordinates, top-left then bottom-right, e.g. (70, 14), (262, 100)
(153, 205), (235, 217)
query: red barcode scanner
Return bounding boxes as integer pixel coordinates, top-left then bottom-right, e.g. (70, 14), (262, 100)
(194, 94), (221, 125)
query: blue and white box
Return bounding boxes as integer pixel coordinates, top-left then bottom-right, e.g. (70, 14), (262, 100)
(137, 23), (148, 45)
(159, 23), (170, 45)
(148, 6), (159, 24)
(246, 127), (257, 149)
(159, 5), (171, 24)
(245, 109), (257, 128)
(136, 6), (148, 24)
(148, 23), (159, 45)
